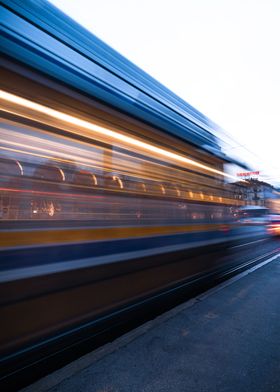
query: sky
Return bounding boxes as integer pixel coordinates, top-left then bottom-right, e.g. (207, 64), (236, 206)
(50, 0), (280, 186)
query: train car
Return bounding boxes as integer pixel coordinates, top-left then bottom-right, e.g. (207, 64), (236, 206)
(0, 0), (271, 387)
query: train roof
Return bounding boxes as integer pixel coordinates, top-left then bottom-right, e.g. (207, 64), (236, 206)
(1, 0), (243, 164)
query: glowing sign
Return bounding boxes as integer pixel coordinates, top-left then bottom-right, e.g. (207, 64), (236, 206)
(237, 171), (260, 177)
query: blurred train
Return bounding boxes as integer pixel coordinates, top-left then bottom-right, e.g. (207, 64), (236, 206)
(0, 0), (273, 387)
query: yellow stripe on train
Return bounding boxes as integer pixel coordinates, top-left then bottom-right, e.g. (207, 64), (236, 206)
(0, 224), (227, 248)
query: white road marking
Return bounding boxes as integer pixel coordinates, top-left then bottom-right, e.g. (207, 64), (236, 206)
(230, 238), (267, 249)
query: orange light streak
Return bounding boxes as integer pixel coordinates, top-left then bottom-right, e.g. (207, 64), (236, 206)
(0, 90), (241, 181)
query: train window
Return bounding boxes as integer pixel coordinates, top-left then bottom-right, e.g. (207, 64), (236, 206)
(33, 165), (64, 182)
(126, 180), (147, 193)
(174, 186), (181, 197)
(0, 158), (23, 176)
(147, 182), (165, 195)
(163, 184), (181, 198)
(104, 175), (124, 190)
(72, 171), (98, 187)
(112, 176), (124, 189)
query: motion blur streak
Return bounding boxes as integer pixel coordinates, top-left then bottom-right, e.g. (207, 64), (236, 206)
(0, 89), (238, 181)
(0, 1), (275, 388)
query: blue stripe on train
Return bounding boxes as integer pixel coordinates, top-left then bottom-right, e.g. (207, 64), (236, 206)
(0, 225), (267, 271)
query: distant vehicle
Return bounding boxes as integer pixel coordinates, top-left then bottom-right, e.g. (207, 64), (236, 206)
(237, 205), (269, 225)
(267, 214), (280, 236)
